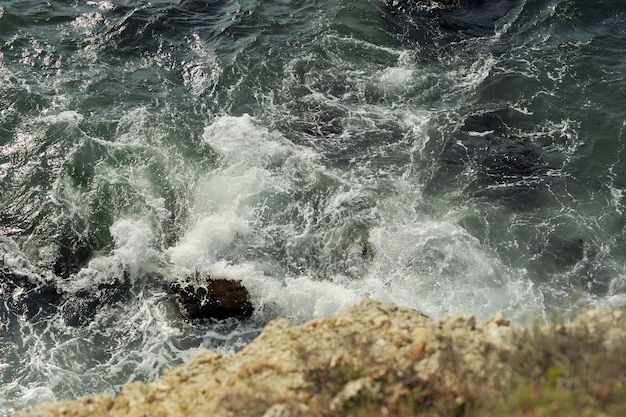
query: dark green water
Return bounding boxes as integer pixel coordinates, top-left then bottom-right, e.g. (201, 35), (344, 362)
(1, 0), (625, 412)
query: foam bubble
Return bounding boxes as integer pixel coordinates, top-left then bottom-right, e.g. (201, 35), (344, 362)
(0, 237), (52, 283)
(182, 34), (222, 97)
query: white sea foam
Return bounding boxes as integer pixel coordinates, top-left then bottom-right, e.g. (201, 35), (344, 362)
(16, 387), (56, 409)
(167, 115), (317, 276)
(379, 67), (415, 88)
(164, 114), (377, 321)
(601, 293), (626, 309)
(86, 0), (115, 11)
(160, 112), (547, 324)
(201, 113), (311, 166)
(362, 216), (542, 321)
(167, 212), (251, 271)
(111, 219), (162, 273)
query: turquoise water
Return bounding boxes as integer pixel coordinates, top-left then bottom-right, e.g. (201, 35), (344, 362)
(1, 0), (625, 411)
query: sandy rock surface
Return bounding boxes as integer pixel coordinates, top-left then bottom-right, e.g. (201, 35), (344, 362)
(18, 300), (625, 417)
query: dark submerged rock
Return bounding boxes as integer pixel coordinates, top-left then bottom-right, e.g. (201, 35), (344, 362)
(171, 273), (253, 320)
(535, 232), (608, 294)
(100, 0), (235, 55)
(381, 0), (522, 41)
(0, 267), (62, 321)
(383, 0), (463, 14)
(0, 248), (132, 326)
(430, 113), (558, 207)
(540, 235), (587, 272)
(61, 278), (131, 327)
(298, 107), (344, 138)
(53, 240), (93, 279)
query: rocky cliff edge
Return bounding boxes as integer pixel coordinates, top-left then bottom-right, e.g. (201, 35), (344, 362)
(19, 300), (626, 417)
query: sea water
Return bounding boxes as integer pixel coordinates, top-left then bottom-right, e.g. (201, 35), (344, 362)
(1, 0), (625, 412)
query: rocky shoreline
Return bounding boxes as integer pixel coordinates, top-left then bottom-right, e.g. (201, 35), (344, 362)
(19, 300), (626, 417)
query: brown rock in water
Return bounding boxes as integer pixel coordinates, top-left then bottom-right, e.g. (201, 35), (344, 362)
(171, 273), (253, 320)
